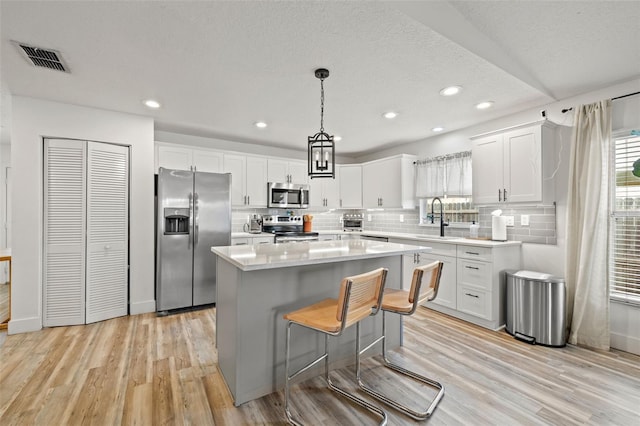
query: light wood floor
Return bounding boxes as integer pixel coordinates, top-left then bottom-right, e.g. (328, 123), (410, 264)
(1, 307), (639, 425)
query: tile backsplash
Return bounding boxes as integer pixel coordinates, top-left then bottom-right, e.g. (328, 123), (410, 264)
(232, 203), (557, 245)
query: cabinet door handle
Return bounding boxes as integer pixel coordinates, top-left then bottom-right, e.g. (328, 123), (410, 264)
(503, 188), (507, 202)
(465, 266), (480, 270)
(498, 189), (502, 202)
(465, 251), (480, 256)
(340, 199), (343, 207)
(465, 293), (479, 298)
(416, 253), (420, 263)
(247, 195), (250, 205)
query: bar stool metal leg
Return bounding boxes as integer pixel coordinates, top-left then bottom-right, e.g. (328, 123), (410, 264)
(284, 320), (388, 425)
(356, 264), (444, 420)
(357, 310), (445, 420)
(282, 267), (390, 425)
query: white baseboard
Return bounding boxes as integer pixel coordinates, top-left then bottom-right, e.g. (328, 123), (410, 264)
(611, 332), (640, 356)
(8, 316), (42, 335)
(130, 299), (156, 315)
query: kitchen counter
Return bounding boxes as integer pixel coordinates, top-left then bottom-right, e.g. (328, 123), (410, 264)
(212, 239), (427, 271)
(213, 240), (422, 405)
(317, 229), (522, 248)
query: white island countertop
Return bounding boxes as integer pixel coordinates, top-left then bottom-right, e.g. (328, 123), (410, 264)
(212, 239), (428, 271)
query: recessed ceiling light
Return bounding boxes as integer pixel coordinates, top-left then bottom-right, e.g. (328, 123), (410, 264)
(254, 121), (267, 128)
(432, 126), (444, 132)
(334, 135), (342, 142)
(476, 101), (494, 110)
(383, 111), (398, 119)
(439, 86), (462, 96)
(143, 99), (161, 109)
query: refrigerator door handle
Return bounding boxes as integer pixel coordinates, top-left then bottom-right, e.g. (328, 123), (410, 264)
(188, 192), (194, 248)
(194, 192), (199, 246)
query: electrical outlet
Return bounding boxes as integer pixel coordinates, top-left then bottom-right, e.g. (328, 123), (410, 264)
(521, 214), (530, 226)
(399, 214), (404, 222)
(505, 215), (515, 226)
(367, 214), (372, 222)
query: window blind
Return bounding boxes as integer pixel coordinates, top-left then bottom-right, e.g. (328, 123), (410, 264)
(610, 134), (640, 304)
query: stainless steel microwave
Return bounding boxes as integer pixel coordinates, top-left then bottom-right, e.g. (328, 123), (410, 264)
(267, 182), (310, 209)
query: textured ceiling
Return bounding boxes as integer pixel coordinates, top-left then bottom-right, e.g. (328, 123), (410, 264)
(1, 1), (639, 155)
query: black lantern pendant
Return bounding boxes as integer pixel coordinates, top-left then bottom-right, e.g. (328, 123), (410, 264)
(308, 68), (335, 179)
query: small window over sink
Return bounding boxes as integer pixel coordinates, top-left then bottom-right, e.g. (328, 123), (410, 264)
(418, 197), (479, 226)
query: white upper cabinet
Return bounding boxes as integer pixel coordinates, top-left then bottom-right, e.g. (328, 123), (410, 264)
(472, 121), (556, 204)
(157, 145), (192, 171)
(338, 165), (362, 209)
(193, 150), (224, 173)
(310, 168), (340, 208)
(157, 144), (224, 173)
(246, 156), (268, 207)
(267, 158), (308, 184)
(362, 154), (416, 209)
(224, 154), (268, 207)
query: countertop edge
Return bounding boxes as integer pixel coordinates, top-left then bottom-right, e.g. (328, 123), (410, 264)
(212, 243), (428, 272)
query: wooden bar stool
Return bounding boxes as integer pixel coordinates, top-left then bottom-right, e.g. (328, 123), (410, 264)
(283, 267), (389, 426)
(357, 261), (445, 420)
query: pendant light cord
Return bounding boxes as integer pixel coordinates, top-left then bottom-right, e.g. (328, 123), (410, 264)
(320, 78), (325, 133)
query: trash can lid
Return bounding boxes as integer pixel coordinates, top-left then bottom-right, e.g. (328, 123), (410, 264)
(510, 270), (565, 283)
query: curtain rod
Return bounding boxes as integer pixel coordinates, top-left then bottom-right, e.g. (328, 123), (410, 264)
(561, 91), (640, 114)
(413, 150), (471, 164)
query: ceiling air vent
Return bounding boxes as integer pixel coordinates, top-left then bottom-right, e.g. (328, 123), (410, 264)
(13, 41), (70, 73)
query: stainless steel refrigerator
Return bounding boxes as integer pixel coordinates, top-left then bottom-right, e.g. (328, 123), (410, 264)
(156, 168), (231, 312)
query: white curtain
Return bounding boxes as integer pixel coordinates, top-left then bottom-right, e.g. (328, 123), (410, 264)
(415, 157), (445, 198)
(445, 151), (472, 196)
(415, 151), (471, 198)
(565, 99), (612, 350)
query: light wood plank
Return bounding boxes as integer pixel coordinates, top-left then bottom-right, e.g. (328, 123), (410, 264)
(1, 307), (638, 425)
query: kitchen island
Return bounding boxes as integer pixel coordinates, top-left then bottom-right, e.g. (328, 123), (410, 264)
(211, 239), (428, 406)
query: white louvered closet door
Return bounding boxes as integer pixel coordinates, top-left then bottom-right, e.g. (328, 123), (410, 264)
(44, 139), (87, 326)
(86, 142), (129, 323)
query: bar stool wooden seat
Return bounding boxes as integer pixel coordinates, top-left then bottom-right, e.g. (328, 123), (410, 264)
(357, 260), (445, 420)
(283, 267), (389, 426)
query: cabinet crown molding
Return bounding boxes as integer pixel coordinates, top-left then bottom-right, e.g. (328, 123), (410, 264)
(471, 120), (556, 140)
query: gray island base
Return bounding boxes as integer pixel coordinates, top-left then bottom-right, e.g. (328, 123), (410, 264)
(212, 240), (428, 406)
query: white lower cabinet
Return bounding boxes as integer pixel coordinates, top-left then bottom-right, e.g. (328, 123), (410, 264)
(416, 253), (457, 310)
(397, 238), (521, 330)
(232, 238), (250, 246)
(232, 236), (275, 245)
(456, 285), (491, 320)
(252, 236), (274, 244)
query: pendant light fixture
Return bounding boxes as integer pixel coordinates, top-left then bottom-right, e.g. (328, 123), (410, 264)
(308, 68), (335, 179)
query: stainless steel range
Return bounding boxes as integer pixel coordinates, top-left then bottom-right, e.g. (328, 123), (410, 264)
(262, 215), (319, 243)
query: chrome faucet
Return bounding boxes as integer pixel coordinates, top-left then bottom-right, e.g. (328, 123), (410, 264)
(431, 197), (449, 237)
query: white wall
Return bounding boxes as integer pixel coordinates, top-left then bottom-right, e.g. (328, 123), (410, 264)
(1, 144), (10, 283)
(9, 96), (155, 334)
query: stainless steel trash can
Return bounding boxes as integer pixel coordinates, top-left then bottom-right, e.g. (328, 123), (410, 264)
(505, 270), (567, 347)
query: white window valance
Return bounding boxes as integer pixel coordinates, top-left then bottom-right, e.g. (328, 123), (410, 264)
(415, 151), (472, 198)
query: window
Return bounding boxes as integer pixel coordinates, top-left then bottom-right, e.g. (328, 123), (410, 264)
(415, 151), (478, 225)
(609, 133), (640, 304)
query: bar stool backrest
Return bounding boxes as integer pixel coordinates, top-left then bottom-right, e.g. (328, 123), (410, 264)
(409, 261), (443, 306)
(337, 267), (388, 329)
